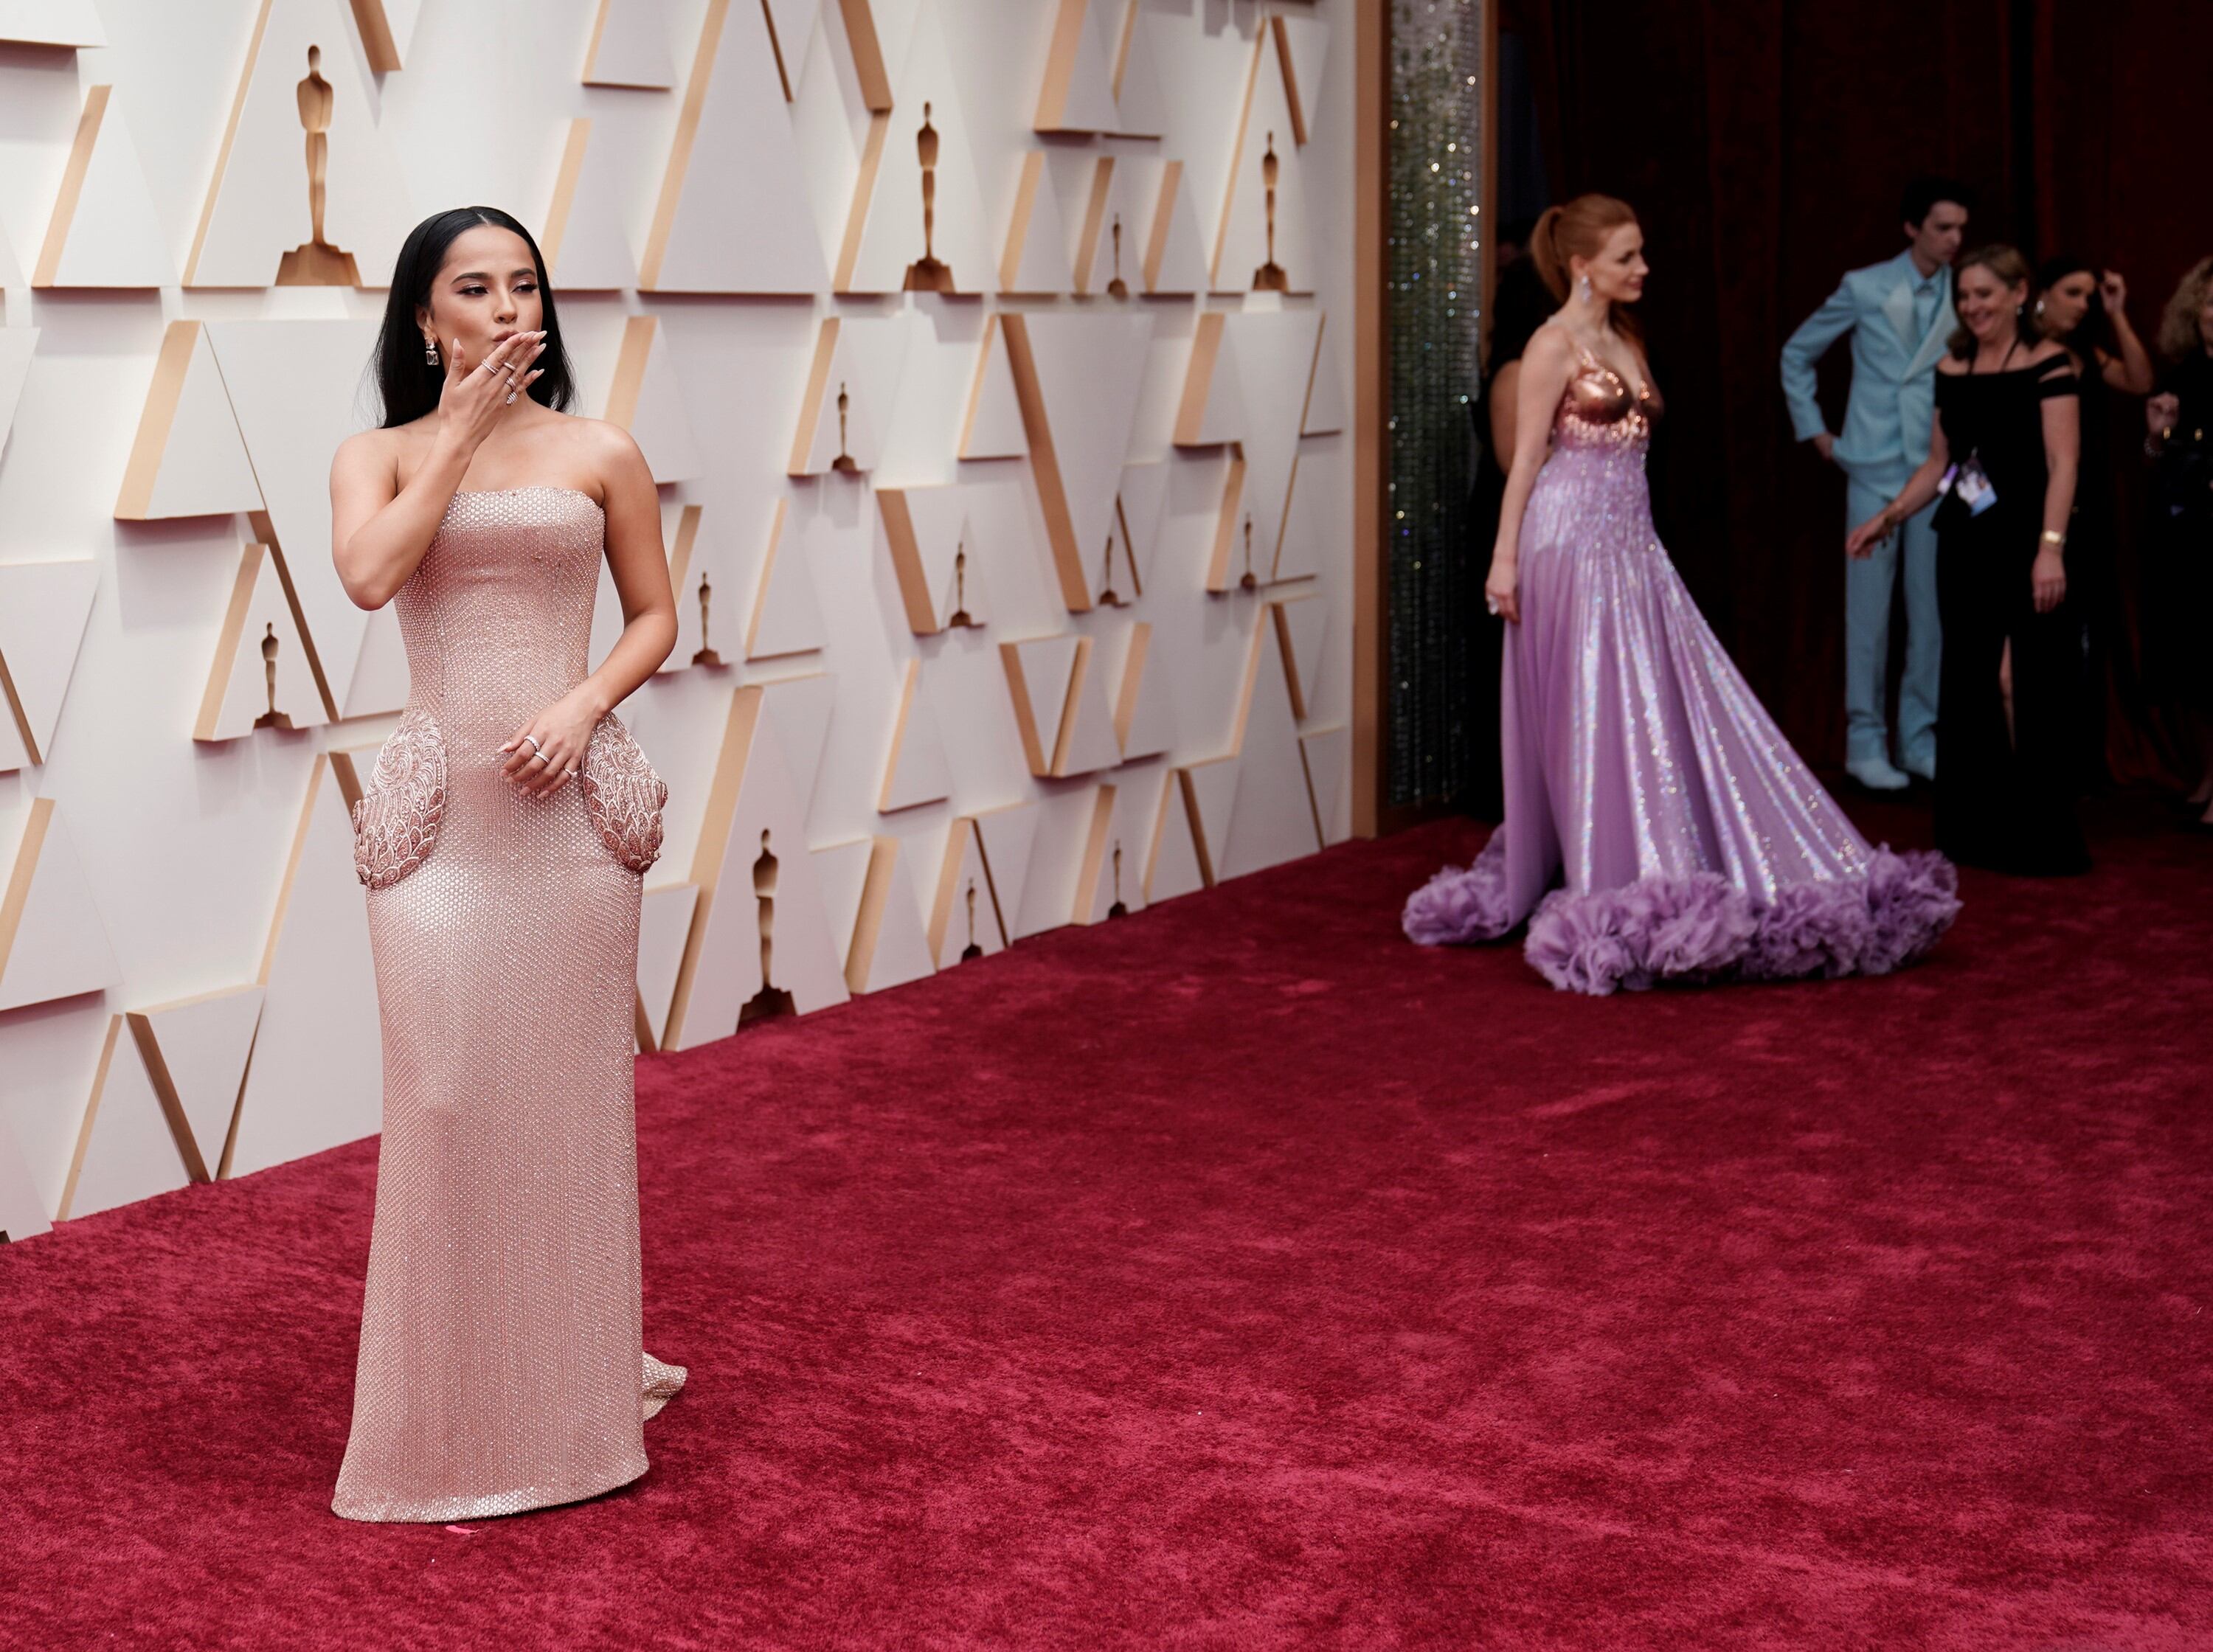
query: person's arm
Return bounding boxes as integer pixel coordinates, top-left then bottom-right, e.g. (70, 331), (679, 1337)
(331, 331), (548, 609)
(2034, 365), (2081, 615)
(1781, 277), (1857, 461)
(2099, 271), (2156, 395)
(1483, 327), (1573, 623)
(1486, 359), (1521, 466)
(1845, 413), (1950, 558)
(497, 424), (677, 797)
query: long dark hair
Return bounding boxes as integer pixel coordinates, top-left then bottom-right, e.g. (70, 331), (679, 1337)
(370, 206), (577, 428)
(2034, 253), (2114, 358)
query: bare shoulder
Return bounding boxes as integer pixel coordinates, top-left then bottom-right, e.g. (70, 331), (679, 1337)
(558, 414), (648, 483)
(2026, 339), (2076, 372)
(332, 426), (399, 485)
(1936, 355), (1969, 375)
(1519, 322), (1575, 372)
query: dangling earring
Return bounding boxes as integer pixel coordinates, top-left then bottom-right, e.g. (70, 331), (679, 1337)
(2034, 298), (2046, 316)
(1578, 273), (1592, 305)
(423, 334), (439, 366)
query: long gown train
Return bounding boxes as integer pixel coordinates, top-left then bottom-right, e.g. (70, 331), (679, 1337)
(1405, 334), (1959, 993)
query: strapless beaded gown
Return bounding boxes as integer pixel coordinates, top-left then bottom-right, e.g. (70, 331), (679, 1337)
(1404, 330), (1959, 993)
(331, 485), (684, 1522)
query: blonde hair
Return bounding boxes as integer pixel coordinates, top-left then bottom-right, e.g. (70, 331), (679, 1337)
(1947, 244), (2040, 358)
(1528, 194), (1643, 340)
(2157, 257), (2213, 360)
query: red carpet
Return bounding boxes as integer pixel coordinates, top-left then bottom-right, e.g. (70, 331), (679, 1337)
(3, 801), (2209, 1650)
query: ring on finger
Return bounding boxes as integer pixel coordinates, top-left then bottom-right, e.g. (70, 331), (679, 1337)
(527, 750), (550, 765)
(564, 766), (580, 778)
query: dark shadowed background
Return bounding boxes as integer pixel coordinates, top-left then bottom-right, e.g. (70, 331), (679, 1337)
(1497, 0), (2213, 780)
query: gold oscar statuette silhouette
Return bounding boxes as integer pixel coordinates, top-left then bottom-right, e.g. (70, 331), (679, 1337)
(903, 102), (955, 294)
(276, 45), (361, 285)
(1107, 841), (1128, 919)
(1252, 131), (1289, 293)
(1099, 533), (1123, 608)
(832, 381), (861, 475)
(1239, 512), (1258, 591)
(253, 622), (294, 729)
(739, 830), (797, 1026)
(691, 571), (724, 667)
(1106, 212), (1130, 299)
(948, 540), (980, 628)
(960, 878), (984, 962)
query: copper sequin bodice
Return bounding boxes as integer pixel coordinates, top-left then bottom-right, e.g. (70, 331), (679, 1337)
(1552, 333), (1660, 454)
(333, 485), (683, 1524)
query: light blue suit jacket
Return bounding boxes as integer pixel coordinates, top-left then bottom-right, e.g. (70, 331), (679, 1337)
(1779, 249), (1957, 476)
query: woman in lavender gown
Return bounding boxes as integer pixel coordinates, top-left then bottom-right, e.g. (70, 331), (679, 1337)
(1403, 195), (1959, 993)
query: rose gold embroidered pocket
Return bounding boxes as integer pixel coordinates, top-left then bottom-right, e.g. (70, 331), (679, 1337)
(352, 707), (449, 889)
(578, 712), (668, 873)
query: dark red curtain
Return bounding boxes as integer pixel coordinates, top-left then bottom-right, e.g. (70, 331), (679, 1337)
(1511, 0), (2213, 777)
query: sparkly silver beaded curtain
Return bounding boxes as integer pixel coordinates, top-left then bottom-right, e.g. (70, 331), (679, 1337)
(1386, 0), (1484, 808)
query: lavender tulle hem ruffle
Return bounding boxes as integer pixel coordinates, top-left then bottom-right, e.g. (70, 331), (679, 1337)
(1402, 833), (1961, 996)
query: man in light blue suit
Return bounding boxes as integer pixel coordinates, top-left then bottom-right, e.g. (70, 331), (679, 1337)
(1780, 178), (1973, 791)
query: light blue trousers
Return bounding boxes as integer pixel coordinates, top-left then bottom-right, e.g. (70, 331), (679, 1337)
(1843, 466), (1940, 767)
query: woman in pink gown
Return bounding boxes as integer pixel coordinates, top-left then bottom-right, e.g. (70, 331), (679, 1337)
(326, 208), (685, 1521)
(1405, 195), (1959, 993)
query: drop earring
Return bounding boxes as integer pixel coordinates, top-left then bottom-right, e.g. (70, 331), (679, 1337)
(423, 334), (439, 366)
(1578, 274), (1593, 305)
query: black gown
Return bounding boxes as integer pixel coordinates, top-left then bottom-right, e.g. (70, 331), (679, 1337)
(1932, 353), (2091, 874)
(2145, 350), (2213, 723)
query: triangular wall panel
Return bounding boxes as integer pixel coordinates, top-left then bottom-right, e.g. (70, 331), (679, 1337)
(583, 0), (675, 86)
(0, 558), (97, 772)
(998, 311), (1152, 611)
(35, 84), (173, 288)
(0, 798), (120, 1013)
(115, 322), (264, 521)
(662, 685), (851, 1049)
(970, 799), (1042, 940)
(837, 3), (993, 294)
(1210, 21), (1312, 294)
(1033, 0), (1120, 133)
(205, 318), (381, 721)
(845, 836), (936, 993)
(1135, 157), (1208, 295)
(878, 658), (952, 812)
(1143, 764), (1205, 904)
(999, 635), (1081, 777)
(58, 1017), (191, 1221)
(184, 0), (413, 288)
(599, 316), (704, 482)
(541, 118), (639, 291)
(226, 756), (381, 1177)
(927, 816), (1005, 967)
(127, 986), (265, 1183)
(195, 543), (328, 743)
(959, 314), (1028, 460)
(1219, 611), (1320, 879)
(789, 318), (882, 476)
(748, 501), (830, 660)
(640, 0), (831, 292)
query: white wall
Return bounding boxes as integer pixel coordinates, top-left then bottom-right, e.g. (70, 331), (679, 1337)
(0, 0), (1353, 1236)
